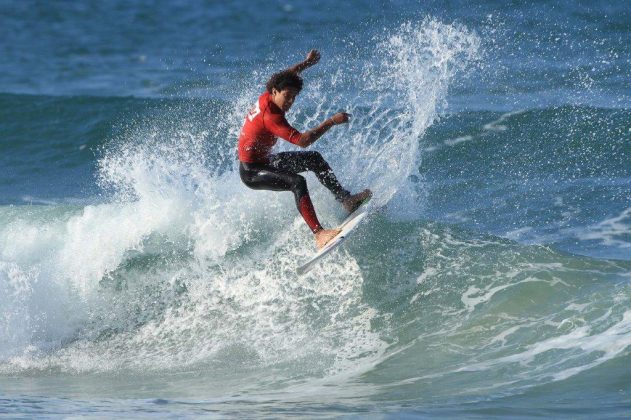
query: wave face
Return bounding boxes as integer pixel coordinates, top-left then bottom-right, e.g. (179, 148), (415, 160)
(1, 5), (631, 417)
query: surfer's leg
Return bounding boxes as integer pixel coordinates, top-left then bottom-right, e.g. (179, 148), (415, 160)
(270, 152), (351, 202)
(239, 162), (322, 233)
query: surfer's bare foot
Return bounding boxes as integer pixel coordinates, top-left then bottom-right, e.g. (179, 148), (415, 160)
(315, 228), (341, 249)
(342, 189), (372, 213)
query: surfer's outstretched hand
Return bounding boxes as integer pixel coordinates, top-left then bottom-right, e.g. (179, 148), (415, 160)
(290, 49), (321, 74)
(331, 112), (351, 125)
(305, 49), (321, 65)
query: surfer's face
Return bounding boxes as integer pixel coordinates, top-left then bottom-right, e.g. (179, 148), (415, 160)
(271, 88), (299, 112)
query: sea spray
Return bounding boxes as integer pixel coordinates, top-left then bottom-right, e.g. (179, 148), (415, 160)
(293, 19), (481, 209)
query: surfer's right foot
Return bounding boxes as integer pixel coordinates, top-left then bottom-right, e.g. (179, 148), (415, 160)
(342, 189), (372, 213)
(315, 228), (341, 249)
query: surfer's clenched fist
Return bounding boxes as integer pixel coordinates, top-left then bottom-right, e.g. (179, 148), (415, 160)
(331, 112), (351, 125)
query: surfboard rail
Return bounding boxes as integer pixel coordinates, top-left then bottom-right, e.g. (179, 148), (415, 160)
(296, 207), (369, 275)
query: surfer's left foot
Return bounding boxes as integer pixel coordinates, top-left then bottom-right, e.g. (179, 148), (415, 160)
(315, 228), (341, 249)
(342, 189), (372, 213)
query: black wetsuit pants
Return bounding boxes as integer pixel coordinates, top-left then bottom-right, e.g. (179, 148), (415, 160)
(239, 151), (351, 233)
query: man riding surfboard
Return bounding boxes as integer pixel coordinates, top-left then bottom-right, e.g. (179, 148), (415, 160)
(238, 49), (371, 249)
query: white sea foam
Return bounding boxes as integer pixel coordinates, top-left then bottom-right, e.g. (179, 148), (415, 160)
(579, 207), (631, 250)
(444, 135), (474, 146)
(482, 109), (526, 132)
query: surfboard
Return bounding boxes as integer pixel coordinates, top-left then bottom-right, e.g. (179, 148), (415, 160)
(296, 204), (370, 275)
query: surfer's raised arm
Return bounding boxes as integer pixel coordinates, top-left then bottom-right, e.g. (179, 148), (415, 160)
(296, 112), (351, 148)
(287, 49), (321, 74)
(286, 49), (350, 148)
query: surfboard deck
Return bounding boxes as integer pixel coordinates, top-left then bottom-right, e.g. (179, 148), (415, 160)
(296, 203), (371, 275)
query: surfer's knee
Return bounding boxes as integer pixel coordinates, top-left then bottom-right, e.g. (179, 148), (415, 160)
(306, 150), (324, 162)
(288, 173), (308, 196)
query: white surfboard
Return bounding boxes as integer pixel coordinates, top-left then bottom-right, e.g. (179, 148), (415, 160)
(296, 206), (370, 275)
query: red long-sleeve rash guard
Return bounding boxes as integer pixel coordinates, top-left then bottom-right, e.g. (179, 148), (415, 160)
(237, 91), (323, 233)
(238, 92), (302, 163)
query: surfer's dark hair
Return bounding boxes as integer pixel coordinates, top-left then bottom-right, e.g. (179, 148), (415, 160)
(266, 70), (303, 93)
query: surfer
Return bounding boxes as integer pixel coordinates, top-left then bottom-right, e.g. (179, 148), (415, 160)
(238, 49), (371, 249)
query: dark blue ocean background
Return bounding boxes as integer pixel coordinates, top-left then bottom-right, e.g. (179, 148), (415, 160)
(1, 0), (630, 417)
